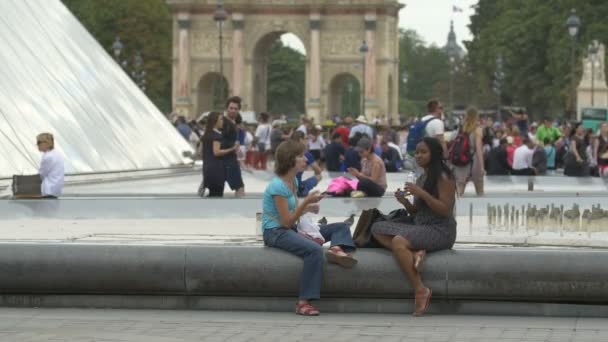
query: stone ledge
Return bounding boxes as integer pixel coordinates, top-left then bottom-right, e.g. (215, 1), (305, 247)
(0, 244), (606, 304)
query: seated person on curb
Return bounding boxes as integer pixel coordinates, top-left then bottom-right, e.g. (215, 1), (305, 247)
(381, 140), (402, 172)
(291, 131), (323, 197)
(532, 141), (548, 175)
(343, 132), (365, 171)
(511, 137), (537, 175)
(348, 137), (387, 198)
(324, 132), (346, 172)
(371, 137), (457, 316)
(485, 138), (511, 175)
(37, 133), (64, 198)
(262, 140), (357, 317)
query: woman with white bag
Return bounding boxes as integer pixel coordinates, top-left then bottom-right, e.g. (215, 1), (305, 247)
(261, 139), (357, 316)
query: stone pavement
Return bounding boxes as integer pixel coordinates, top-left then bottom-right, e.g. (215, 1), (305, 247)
(0, 308), (605, 342)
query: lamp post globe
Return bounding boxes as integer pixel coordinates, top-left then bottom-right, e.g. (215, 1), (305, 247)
(112, 37), (123, 59)
(566, 9), (581, 38)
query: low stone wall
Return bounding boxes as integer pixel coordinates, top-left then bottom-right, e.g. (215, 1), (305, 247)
(0, 244), (606, 305)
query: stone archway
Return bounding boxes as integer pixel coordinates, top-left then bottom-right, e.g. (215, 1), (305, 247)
(197, 72), (229, 115)
(251, 31), (307, 114)
(328, 73), (361, 117)
(168, 0), (401, 123)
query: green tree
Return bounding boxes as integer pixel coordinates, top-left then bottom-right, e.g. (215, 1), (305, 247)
(467, 0), (608, 119)
(62, 0), (172, 113)
(266, 41), (306, 117)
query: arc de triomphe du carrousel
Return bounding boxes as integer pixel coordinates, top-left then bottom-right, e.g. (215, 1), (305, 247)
(167, 0), (402, 123)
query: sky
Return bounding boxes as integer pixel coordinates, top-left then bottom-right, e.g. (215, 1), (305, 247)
(282, 0), (478, 54)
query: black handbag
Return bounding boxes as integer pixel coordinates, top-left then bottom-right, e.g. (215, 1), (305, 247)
(11, 174), (42, 198)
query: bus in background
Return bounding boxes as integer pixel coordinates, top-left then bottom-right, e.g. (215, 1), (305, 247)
(580, 107), (608, 132)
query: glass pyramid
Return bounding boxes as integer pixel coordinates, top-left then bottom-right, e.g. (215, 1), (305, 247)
(0, 0), (192, 178)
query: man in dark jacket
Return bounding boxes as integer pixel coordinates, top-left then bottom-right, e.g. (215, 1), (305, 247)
(324, 132), (346, 172)
(380, 140), (401, 172)
(486, 138), (511, 175)
(532, 143), (548, 175)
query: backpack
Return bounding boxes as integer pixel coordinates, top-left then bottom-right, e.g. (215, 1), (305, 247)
(406, 117), (438, 156)
(449, 129), (473, 166)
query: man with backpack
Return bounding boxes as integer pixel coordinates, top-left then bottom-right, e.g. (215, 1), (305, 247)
(404, 99), (447, 174)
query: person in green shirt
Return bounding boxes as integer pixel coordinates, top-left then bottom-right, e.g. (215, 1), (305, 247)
(536, 117), (562, 144)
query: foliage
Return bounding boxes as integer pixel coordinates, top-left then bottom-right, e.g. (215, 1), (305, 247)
(266, 41), (306, 117)
(62, 0), (172, 113)
(339, 75), (361, 117)
(397, 29), (474, 117)
(467, 0), (608, 119)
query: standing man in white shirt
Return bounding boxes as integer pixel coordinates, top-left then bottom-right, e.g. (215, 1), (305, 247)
(512, 137), (537, 175)
(37, 133), (64, 198)
(420, 99), (447, 158)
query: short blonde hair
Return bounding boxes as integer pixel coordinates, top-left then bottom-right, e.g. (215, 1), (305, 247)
(37, 133), (54, 149)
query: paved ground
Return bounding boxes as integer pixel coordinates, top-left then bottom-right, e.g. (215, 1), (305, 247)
(0, 308), (605, 342)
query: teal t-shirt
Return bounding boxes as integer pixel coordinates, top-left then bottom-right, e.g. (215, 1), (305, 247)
(262, 177), (298, 230)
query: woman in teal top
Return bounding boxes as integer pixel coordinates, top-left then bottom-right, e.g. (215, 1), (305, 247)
(262, 140), (357, 316)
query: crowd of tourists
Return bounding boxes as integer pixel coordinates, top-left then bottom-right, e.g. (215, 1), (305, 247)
(177, 97), (608, 198)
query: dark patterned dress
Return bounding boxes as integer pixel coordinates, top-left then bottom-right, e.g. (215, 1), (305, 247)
(371, 175), (457, 252)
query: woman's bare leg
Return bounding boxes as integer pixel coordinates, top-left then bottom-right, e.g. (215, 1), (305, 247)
(474, 181), (484, 196)
(391, 235), (424, 291)
(456, 182), (466, 197)
(372, 233), (394, 251)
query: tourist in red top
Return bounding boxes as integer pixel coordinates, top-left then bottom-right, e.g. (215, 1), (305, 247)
(334, 116), (352, 147)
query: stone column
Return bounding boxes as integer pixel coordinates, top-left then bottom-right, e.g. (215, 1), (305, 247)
(175, 12), (192, 118)
(307, 12), (322, 122)
(364, 12), (378, 118)
(231, 13), (245, 98)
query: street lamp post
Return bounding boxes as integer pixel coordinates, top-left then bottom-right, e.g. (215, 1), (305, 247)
(111, 37), (146, 92)
(566, 9), (581, 117)
(214, 1), (228, 109)
(493, 55), (505, 118)
(347, 82), (353, 115)
(449, 56), (456, 115)
(588, 41), (600, 107)
(401, 71), (408, 112)
(132, 51), (146, 92)
(359, 40), (368, 117)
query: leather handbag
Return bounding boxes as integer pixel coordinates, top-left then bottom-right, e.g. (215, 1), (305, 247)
(11, 174), (42, 198)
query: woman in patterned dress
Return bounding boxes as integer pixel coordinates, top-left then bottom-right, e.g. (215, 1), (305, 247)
(371, 137), (457, 316)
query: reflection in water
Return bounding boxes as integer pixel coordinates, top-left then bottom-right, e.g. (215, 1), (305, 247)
(8, 199), (61, 218)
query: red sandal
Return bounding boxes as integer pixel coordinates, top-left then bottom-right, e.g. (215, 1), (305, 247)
(295, 302), (320, 316)
(413, 287), (432, 316)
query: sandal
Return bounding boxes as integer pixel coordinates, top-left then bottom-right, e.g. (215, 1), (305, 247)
(413, 287), (432, 316)
(295, 302), (320, 316)
(414, 250), (426, 270)
(325, 246), (358, 269)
